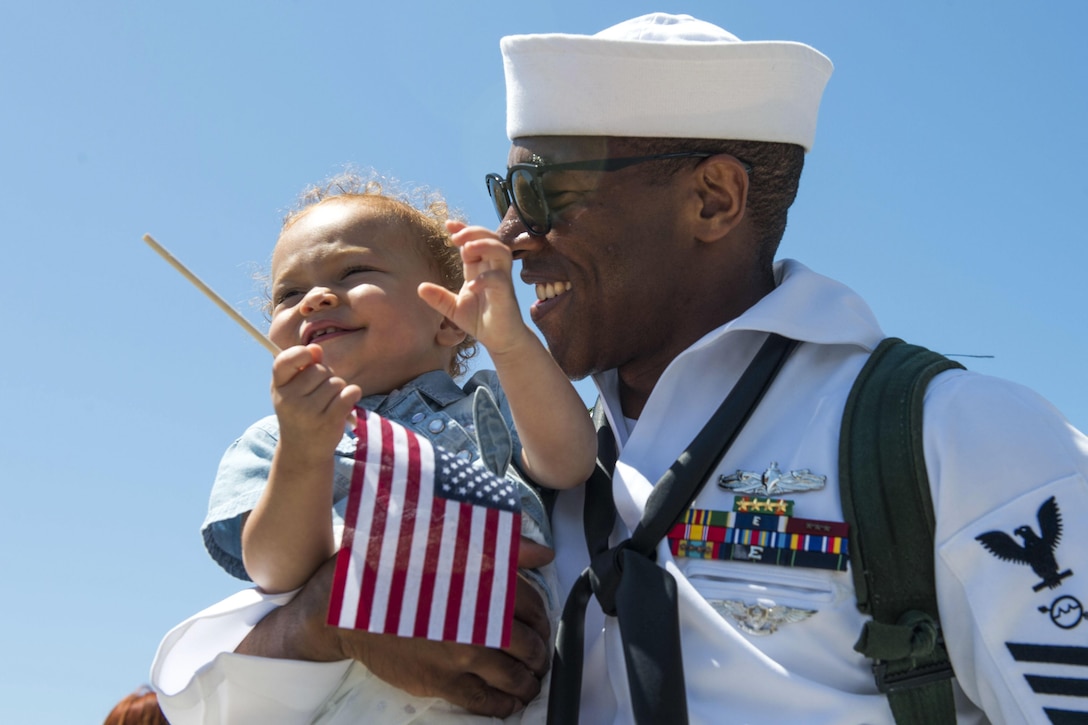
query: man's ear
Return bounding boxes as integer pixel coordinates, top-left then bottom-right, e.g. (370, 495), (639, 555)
(436, 317), (468, 348)
(693, 155), (750, 243)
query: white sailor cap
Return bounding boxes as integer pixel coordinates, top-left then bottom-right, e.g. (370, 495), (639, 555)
(501, 12), (833, 151)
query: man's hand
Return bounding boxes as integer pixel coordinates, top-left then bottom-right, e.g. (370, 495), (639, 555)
(236, 540), (554, 718)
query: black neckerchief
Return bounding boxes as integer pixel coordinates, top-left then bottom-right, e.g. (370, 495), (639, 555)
(547, 333), (799, 725)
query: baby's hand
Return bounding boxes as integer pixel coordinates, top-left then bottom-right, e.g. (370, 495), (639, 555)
(418, 221), (535, 356)
(271, 344), (361, 462)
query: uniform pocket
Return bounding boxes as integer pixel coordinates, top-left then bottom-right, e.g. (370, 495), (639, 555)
(684, 562), (843, 635)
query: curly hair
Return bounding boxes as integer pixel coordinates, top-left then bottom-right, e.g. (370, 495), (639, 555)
(621, 138), (805, 272)
(275, 170), (478, 378)
(103, 685), (169, 725)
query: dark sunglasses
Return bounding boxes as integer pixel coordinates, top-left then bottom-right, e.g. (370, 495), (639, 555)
(485, 151), (743, 236)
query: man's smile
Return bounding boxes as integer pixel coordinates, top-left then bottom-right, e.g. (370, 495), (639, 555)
(535, 281), (572, 301)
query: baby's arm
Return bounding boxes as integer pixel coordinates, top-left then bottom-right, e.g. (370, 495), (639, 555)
(243, 344), (362, 593)
(418, 222), (596, 490)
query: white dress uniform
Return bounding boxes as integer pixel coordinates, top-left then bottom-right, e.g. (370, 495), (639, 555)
(152, 260), (1088, 724)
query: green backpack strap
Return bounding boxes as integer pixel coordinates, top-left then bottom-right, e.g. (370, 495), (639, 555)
(839, 337), (965, 724)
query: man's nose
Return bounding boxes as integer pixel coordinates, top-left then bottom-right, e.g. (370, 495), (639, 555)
(300, 287), (338, 314)
(497, 211), (544, 260)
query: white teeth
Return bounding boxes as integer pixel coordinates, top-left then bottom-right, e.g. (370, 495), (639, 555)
(535, 281), (572, 301)
(311, 327), (338, 341)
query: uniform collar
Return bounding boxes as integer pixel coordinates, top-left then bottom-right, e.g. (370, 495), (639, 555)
(676, 258), (884, 353)
(728, 259), (883, 348)
(592, 259), (884, 436)
(359, 370), (467, 415)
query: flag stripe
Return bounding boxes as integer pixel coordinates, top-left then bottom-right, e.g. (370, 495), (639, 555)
(369, 419), (406, 630)
(341, 422), (381, 627)
(459, 505), (486, 644)
(395, 432), (428, 637)
(326, 417), (370, 627)
(355, 415), (395, 629)
(382, 422), (419, 634)
(413, 492), (445, 638)
(444, 502), (473, 641)
(488, 512), (514, 647)
(501, 512), (520, 646)
(473, 507), (500, 645)
(428, 501), (459, 640)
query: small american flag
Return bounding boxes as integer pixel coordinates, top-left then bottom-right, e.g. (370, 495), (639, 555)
(327, 409), (522, 647)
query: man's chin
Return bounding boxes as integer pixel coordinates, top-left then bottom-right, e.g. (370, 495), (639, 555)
(546, 347), (597, 382)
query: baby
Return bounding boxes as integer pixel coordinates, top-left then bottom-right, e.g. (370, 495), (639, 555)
(201, 173), (596, 722)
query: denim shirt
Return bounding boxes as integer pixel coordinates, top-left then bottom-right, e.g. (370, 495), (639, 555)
(203, 369), (553, 585)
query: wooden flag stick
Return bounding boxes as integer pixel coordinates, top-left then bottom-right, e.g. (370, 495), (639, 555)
(142, 233), (281, 356)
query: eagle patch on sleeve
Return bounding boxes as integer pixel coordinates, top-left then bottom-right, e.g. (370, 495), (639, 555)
(975, 496), (1074, 592)
(940, 474), (1088, 721)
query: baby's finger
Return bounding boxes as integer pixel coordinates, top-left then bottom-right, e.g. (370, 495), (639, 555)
(461, 238), (513, 272)
(418, 282), (458, 319)
(271, 345), (320, 386)
(448, 223), (502, 249)
(328, 382), (362, 418)
(339, 384), (363, 429)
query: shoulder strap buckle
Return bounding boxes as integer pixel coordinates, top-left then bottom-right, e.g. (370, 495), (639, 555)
(873, 657), (956, 694)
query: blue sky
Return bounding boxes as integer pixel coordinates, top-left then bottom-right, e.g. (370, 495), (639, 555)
(2, 1), (1086, 722)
